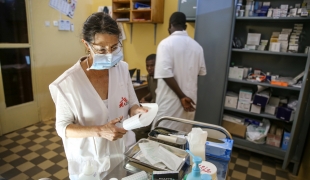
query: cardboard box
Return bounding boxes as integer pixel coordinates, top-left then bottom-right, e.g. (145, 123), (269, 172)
(222, 120), (247, 138)
(239, 88), (253, 102)
(281, 131), (291, 150)
(225, 92), (238, 108)
(251, 104), (261, 114)
(266, 127), (283, 147)
(205, 138), (233, 161)
(237, 100), (251, 112)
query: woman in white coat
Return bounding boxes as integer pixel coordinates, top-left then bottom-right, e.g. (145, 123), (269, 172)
(49, 12), (147, 180)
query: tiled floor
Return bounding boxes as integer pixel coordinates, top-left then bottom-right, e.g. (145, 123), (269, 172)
(0, 120), (298, 180)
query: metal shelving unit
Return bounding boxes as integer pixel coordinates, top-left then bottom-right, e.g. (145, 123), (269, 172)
(228, 78), (301, 91)
(231, 48), (308, 57)
(195, 0), (310, 175)
(224, 107), (292, 122)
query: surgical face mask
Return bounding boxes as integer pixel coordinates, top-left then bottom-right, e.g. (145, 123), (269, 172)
(87, 44), (123, 70)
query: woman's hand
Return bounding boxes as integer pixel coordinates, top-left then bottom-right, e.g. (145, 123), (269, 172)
(97, 116), (127, 141)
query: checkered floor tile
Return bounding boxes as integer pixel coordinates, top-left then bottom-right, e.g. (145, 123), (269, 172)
(0, 120), (294, 180)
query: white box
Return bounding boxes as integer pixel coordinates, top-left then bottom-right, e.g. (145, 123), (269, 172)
(269, 97), (280, 106)
(251, 104), (261, 114)
(239, 88), (253, 102)
(225, 92), (238, 109)
(265, 104), (277, 115)
(229, 67), (244, 80)
(247, 33), (261, 45)
(269, 42), (281, 52)
(237, 100), (251, 112)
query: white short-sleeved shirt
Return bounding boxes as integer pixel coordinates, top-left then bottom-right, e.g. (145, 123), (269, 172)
(153, 31), (207, 132)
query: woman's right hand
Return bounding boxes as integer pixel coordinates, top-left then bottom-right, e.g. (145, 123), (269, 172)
(97, 116), (127, 141)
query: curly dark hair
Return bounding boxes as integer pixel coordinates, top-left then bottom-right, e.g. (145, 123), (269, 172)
(82, 12), (121, 43)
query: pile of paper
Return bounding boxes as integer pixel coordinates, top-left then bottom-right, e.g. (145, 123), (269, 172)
(137, 141), (183, 171)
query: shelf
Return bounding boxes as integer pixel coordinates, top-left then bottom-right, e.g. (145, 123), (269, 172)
(232, 49), (308, 57)
(236, 17), (310, 21)
(228, 78), (301, 91)
(113, 0), (130, 3)
(233, 136), (286, 160)
(224, 107), (292, 122)
(113, 10), (130, 13)
(132, 9), (151, 12)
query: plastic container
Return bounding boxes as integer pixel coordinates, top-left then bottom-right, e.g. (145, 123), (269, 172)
(185, 150), (212, 180)
(78, 161), (100, 180)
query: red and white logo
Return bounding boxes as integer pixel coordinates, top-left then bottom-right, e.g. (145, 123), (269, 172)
(119, 97), (128, 108)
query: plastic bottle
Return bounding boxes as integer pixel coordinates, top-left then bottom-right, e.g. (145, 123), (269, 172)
(185, 150), (212, 180)
(78, 161), (100, 180)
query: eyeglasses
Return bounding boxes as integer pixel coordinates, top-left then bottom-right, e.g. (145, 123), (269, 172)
(89, 41), (123, 54)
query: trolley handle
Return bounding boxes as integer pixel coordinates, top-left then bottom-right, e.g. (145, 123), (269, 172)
(155, 116), (232, 139)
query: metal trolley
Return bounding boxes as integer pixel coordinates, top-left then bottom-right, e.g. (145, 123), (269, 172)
(106, 116), (233, 180)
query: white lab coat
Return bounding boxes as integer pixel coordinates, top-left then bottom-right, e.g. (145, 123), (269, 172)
(49, 57), (138, 179)
(153, 31), (207, 132)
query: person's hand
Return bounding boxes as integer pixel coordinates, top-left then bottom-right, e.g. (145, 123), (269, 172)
(97, 116), (127, 141)
(134, 106), (148, 115)
(180, 97), (196, 112)
(139, 97), (148, 103)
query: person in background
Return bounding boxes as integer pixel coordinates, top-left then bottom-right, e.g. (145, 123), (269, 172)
(152, 12), (207, 132)
(133, 54), (157, 141)
(49, 12), (147, 180)
(140, 54), (157, 103)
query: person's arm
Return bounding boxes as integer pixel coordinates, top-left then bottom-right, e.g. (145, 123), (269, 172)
(163, 77), (196, 112)
(66, 117), (127, 141)
(140, 93), (152, 103)
(55, 92), (126, 141)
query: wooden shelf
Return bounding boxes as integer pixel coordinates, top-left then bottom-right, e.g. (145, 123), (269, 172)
(112, 0), (164, 23)
(113, 10), (130, 13)
(224, 107), (293, 122)
(232, 49), (308, 57)
(132, 9), (151, 12)
(228, 78), (301, 91)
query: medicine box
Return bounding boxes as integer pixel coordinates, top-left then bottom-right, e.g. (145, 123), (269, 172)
(276, 107), (295, 121)
(250, 104), (261, 114)
(237, 100), (251, 112)
(281, 131), (291, 150)
(239, 88), (252, 102)
(229, 67), (244, 80)
(253, 93), (269, 107)
(266, 126), (283, 148)
(225, 92), (238, 109)
(265, 104), (277, 115)
(205, 138), (233, 161)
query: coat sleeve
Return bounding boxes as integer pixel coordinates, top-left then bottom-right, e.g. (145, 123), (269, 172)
(50, 84), (75, 139)
(127, 73), (139, 108)
(198, 48), (207, 76)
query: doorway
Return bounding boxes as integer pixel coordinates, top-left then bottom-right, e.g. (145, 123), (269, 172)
(0, 0), (39, 135)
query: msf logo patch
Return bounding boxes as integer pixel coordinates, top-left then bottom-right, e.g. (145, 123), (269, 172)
(119, 97), (129, 108)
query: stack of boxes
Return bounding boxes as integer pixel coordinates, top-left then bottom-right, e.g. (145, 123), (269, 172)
(289, 24), (303, 53)
(238, 88), (253, 112)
